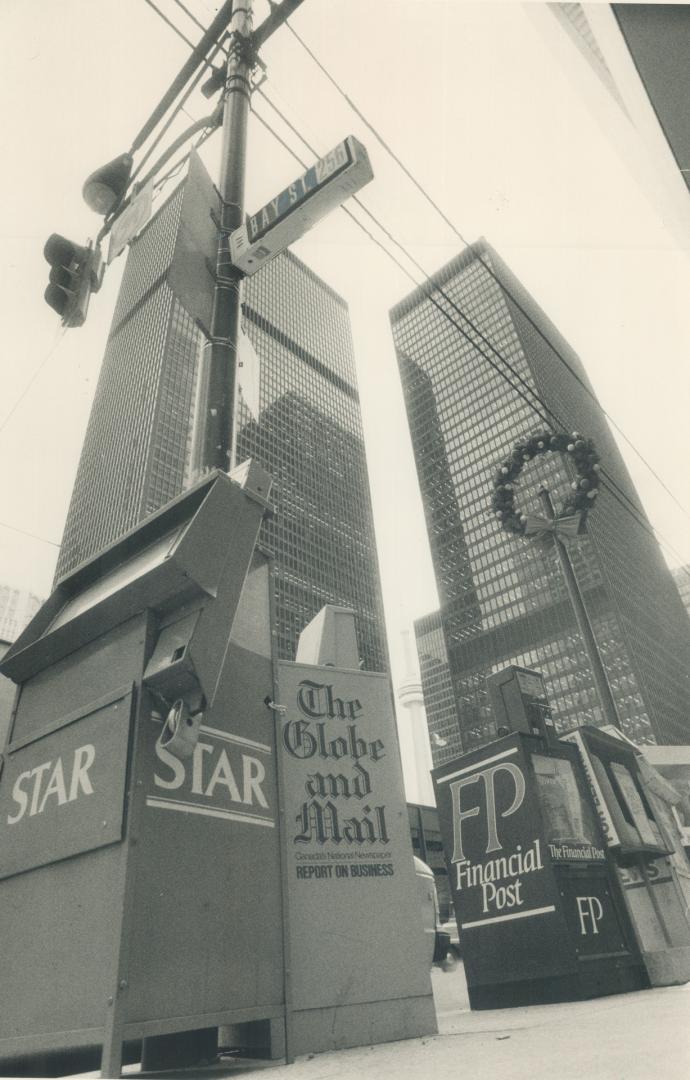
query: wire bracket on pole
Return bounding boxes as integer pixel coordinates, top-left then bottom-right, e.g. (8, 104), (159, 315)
(203, 335), (236, 348)
(228, 28), (258, 69)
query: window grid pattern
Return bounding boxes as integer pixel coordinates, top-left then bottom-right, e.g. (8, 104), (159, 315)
(414, 611), (459, 767)
(57, 168), (387, 674)
(57, 279), (176, 574)
(0, 586), (43, 643)
(392, 240), (690, 754)
(239, 254), (387, 671)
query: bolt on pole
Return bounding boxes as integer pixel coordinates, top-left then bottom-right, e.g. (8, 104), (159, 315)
(191, 0), (254, 476)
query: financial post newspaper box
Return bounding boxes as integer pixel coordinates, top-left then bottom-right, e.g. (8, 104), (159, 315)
(564, 725), (690, 986)
(433, 732), (648, 1009)
(0, 464), (284, 1077)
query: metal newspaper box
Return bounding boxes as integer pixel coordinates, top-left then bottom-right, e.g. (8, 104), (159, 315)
(0, 464), (284, 1077)
(274, 605), (436, 1055)
(433, 731), (648, 1008)
(564, 725), (690, 986)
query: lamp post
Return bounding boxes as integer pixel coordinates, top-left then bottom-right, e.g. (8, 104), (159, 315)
(538, 485), (621, 730)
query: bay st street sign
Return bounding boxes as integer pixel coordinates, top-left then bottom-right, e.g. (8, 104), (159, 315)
(230, 135), (373, 275)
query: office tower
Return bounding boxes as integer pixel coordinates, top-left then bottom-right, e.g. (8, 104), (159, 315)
(0, 584), (43, 644)
(392, 239), (690, 759)
(672, 566), (690, 621)
(56, 164), (387, 671)
(0, 584), (43, 746)
(529, 4), (690, 252)
(394, 630), (434, 807)
(56, 180), (200, 575)
(235, 253), (387, 670)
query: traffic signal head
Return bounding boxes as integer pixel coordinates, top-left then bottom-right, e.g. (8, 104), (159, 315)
(43, 234), (102, 327)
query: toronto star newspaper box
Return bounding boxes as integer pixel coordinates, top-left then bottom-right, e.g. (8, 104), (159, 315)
(433, 731), (649, 1008)
(0, 465), (434, 1076)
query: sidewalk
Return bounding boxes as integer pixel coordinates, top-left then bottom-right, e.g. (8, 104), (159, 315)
(84, 967), (690, 1080)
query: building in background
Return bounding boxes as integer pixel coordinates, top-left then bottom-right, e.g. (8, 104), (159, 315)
(672, 565), (690, 620)
(395, 630), (435, 806)
(0, 584), (42, 644)
(0, 584), (43, 747)
(413, 611), (457, 764)
(528, 4), (690, 252)
(235, 253), (387, 670)
(56, 178), (201, 575)
(56, 159), (387, 670)
(391, 239), (690, 761)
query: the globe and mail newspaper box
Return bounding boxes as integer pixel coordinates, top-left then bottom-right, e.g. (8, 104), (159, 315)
(273, 604), (436, 1055)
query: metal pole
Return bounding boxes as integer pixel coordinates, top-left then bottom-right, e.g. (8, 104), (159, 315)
(131, 1), (236, 154)
(538, 487), (621, 730)
(192, 0), (253, 475)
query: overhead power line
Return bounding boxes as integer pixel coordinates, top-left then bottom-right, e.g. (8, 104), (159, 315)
(136, 1), (690, 581)
(151, 121), (220, 194)
(253, 90), (652, 538)
(0, 520), (60, 548)
(251, 97), (690, 578)
(283, 19), (690, 529)
(171, 0), (207, 35)
(130, 43), (221, 186)
(143, 0), (214, 60)
(0, 327), (67, 439)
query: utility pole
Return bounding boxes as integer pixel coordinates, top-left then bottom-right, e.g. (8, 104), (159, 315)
(538, 486), (621, 730)
(192, 0), (254, 476)
(189, 0), (310, 476)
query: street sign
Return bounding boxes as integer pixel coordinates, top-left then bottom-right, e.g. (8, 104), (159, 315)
(230, 135), (373, 275)
(107, 181), (154, 263)
(167, 151), (220, 333)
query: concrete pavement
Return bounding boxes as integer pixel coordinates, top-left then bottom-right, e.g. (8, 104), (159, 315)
(75, 966), (690, 1080)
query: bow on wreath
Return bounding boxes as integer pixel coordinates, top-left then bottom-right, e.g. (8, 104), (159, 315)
(522, 511), (585, 546)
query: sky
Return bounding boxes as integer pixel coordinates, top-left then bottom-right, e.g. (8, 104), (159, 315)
(1, 0), (690, 697)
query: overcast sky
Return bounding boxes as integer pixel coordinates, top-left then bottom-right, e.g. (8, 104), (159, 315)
(1, 0), (689, 692)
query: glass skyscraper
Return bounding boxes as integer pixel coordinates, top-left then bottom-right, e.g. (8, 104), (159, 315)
(237, 254), (387, 670)
(57, 165), (387, 671)
(392, 239), (690, 761)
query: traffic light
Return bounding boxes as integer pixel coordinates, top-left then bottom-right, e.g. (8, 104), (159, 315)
(43, 234), (103, 328)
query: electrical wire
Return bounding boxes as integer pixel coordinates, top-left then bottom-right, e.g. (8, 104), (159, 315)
(170, 0), (207, 35)
(250, 99), (690, 578)
(284, 19), (690, 529)
(106, 2), (690, 583)
(143, 0), (689, 548)
(151, 121), (219, 194)
(143, 0), (213, 58)
(135, 110), (221, 194)
(256, 85), (552, 424)
(130, 35), (226, 186)
(0, 327), (67, 439)
(144, 0), (690, 586)
(254, 86), (660, 549)
(0, 520), (60, 548)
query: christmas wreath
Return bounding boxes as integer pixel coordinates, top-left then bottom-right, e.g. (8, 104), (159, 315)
(491, 430), (601, 537)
